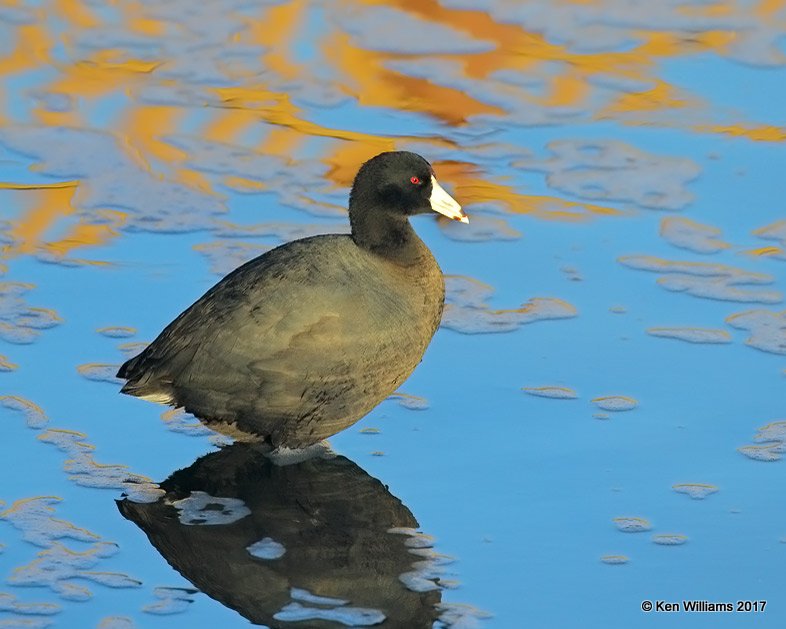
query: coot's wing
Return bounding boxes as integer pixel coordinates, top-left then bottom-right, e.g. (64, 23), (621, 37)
(120, 235), (419, 412)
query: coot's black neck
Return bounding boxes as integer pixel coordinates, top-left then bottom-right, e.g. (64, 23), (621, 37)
(349, 205), (425, 264)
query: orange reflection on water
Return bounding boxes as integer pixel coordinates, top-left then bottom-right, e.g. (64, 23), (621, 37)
(0, 0), (783, 258)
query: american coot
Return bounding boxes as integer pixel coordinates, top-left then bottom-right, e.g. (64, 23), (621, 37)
(117, 151), (467, 448)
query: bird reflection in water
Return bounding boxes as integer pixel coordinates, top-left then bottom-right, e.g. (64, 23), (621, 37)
(118, 444), (454, 628)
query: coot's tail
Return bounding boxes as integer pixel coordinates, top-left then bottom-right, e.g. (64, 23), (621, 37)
(116, 355), (136, 380)
(116, 355), (174, 405)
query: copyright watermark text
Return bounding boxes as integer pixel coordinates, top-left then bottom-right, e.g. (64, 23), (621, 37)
(641, 600), (767, 613)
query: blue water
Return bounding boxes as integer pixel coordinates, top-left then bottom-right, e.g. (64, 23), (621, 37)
(1, 2), (786, 628)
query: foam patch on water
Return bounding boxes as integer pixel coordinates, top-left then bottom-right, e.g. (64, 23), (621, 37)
(0, 497), (99, 548)
(0, 617), (54, 628)
(592, 396), (637, 412)
(620, 256), (781, 304)
(750, 420), (786, 444)
(726, 309), (786, 355)
(653, 534), (688, 546)
(0, 396), (48, 429)
(660, 217), (729, 254)
(142, 587), (197, 615)
(442, 275), (577, 334)
(116, 342), (149, 358)
(0, 282), (61, 344)
(658, 274), (781, 304)
(647, 327), (732, 344)
(274, 602), (385, 626)
(738, 443), (783, 462)
(387, 528), (456, 594)
(2, 498), (140, 601)
(437, 603), (494, 628)
(273, 588), (384, 626)
(560, 265), (583, 282)
(753, 219), (786, 260)
(613, 517), (652, 533)
(600, 555), (629, 565)
(76, 363), (123, 385)
(738, 420), (786, 462)
(171, 491), (251, 525)
(37, 429), (163, 503)
(514, 140), (700, 211)
(267, 442), (336, 465)
(523, 386), (578, 400)
(246, 537), (286, 560)
(0, 354), (18, 371)
(97, 616), (135, 629)
(97, 326), (136, 338)
(0, 592), (60, 616)
(160, 408), (214, 437)
(672, 483), (719, 500)
(290, 588), (348, 607)
(388, 392), (430, 410)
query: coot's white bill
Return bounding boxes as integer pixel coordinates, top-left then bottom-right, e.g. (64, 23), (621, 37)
(430, 176), (468, 223)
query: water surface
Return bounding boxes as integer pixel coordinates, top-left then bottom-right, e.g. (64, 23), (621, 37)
(1, 1), (785, 627)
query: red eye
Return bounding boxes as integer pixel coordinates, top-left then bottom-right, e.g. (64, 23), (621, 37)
(410, 176), (421, 185)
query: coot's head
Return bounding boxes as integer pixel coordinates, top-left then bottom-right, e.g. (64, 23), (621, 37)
(349, 151), (468, 227)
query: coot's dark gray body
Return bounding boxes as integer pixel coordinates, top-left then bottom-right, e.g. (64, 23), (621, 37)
(117, 151), (467, 448)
